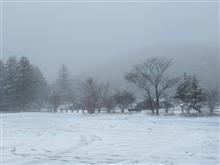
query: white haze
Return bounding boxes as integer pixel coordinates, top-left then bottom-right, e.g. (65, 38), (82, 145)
(2, 2), (219, 87)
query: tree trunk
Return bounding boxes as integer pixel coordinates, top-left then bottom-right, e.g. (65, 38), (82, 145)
(209, 103), (214, 114)
(165, 107), (169, 113)
(181, 106), (184, 113)
(151, 109), (155, 114)
(121, 105), (125, 113)
(149, 98), (154, 114)
(210, 107), (214, 114)
(54, 106), (57, 113)
(156, 100), (159, 115)
(155, 92), (159, 115)
(193, 105), (202, 114)
(88, 107), (95, 114)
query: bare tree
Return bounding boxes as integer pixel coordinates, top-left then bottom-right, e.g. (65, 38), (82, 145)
(125, 57), (179, 115)
(104, 95), (115, 113)
(81, 78), (97, 113)
(125, 70), (155, 113)
(205, 87), (219, 114)
(96, 82), (110, 113)
(113, 89), (135, 113)
(49, 91), (61, 112)
(80, 78), (110, 113)
(162, 93), (174, 114)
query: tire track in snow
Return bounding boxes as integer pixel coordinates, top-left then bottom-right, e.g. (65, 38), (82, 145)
(22, 126), (102, 164)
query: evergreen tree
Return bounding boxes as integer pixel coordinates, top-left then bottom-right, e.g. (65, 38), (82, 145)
(5, 57), (18, 110)
(1, 56), (49, 111)
(15, 56), (35, 111)
(175, 73), (204, 113)
(175, 73), (192, 107)
(55, 64), (74, 103)
(0, 60), (5, 111)
(190, 75), (203, 112)
(32, 66), (49, 109)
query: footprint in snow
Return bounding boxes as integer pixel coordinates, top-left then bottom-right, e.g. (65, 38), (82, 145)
(79, 160), (89, 163)
(132, 160), (139, 163)
(50, 156), (61, 159)
(185, 151), (194, 156)
(111, 155), (120, 157)
(163, 160), (174, 165)
(61, 159), (70, 162)
(205, 156), (215, 160)
(37, 133), (42, 136)
(11, 148), (16, 152)
(190, 153), (194, 157)
(150, 155), (159, 159)
(21, 154), (31, 157)
(45, 150), (51, 153)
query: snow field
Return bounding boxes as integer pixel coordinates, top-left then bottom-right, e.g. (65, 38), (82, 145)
(1, 112), (219, 164)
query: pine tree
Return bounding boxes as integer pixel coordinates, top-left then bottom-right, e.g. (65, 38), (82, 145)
(1, 56), (49, 111)
(175, 73), (192, 107)
(175, 73), (204, 113)
(55, 64), (74, 103)
(5, 57), (18, 110)
(16, 56), (35, 111)
(32, 66), (49, 109)
(0, 60), (5, 111)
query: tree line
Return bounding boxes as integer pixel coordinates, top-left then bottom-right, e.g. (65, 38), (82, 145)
(0, 56), (49, 111)
(0, 56), (219, 115)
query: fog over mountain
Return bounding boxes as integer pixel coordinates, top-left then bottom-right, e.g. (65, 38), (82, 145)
(2, 1), (219, 89)
(81, 44), (219, 88)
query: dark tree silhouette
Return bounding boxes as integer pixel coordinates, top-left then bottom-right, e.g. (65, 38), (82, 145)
(126, 57), (179, 115)
(113, 89), (135, 113)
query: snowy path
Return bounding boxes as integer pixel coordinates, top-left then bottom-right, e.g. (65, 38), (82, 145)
(1, 112), (219, 164)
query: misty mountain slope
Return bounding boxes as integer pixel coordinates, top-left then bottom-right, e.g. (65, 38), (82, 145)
(78, 44), (219, 88)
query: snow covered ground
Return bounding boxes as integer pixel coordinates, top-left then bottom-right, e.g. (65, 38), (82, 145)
(1, 112), (219, 164)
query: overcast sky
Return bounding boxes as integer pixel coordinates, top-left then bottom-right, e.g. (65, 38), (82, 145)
(1, 1), (219, 87)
